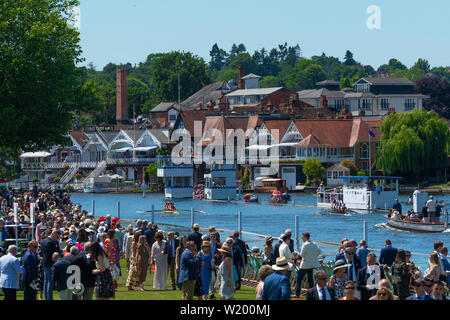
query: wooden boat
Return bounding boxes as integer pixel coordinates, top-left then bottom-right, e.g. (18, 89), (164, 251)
(386, 217), (447, 233)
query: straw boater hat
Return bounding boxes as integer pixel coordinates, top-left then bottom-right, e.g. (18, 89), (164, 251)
(218, 245), (231, 254)
(201, 241), (210, 248)
(333, 259), (351, 272)
(272, 257), (293, 271)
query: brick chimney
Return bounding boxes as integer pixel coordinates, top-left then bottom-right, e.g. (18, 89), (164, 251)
(219, 97), (229, 113)
(116, 69), (129, 124)
(238, 65), (245, 89)
(197, 103), (202, 110)
(319, 95), (328, 108)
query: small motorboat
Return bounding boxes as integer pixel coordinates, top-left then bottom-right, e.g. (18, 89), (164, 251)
(386, 216), (447, 233)
(243, 193), (258, 203)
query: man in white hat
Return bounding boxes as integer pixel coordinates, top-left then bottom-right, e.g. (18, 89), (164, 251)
(261, 257), (292, 300)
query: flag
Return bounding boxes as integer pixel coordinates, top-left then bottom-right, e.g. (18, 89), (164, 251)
(369, 127), (375, 138)
(225, 81), (231, 90)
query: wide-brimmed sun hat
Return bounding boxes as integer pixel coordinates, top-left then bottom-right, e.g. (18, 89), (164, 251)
(218, 245), (231, 254)
(333, 259), (351, 272)
(272, 257), (293, 271)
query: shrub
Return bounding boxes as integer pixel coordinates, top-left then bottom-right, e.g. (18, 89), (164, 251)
(32, 177), (39, 183)
(54, 177), (61, 182)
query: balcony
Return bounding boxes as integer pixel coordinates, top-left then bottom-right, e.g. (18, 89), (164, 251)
(157, 165), (194, 178)
(106, 158), (158, 166)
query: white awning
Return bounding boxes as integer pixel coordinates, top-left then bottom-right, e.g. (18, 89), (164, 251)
(20, 152), (51, 158)
(246, 145), (271, 150)
(270, 143), (298, 147)
(111, 147), (132, 152)
(133, 146), (157, 152)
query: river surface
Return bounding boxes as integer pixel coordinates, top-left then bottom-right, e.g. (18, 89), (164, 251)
(71, 192), (450, 272)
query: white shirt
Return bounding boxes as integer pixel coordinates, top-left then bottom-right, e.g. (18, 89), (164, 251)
(279, 242), (292, 263)
(316, 285), (331, 300)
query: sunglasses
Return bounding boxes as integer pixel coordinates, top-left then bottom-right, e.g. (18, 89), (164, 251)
(345, 287), (355, 290)
(347, 252), (355, 255)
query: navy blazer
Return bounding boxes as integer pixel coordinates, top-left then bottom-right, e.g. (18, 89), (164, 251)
(178, 249), (200, 284)
(166, 238), (180, 261)
(261, 271), (291, 300)
(188, 231), (203, 251)
(405, 294), (434, 300)
(305, 286), (337, 300)
(22, 250), (39, 284)
(336, 255), (362, 281)
(51, 258), (71, 291)
(379, 246), (398, 267)
(356, 265), (386, 300)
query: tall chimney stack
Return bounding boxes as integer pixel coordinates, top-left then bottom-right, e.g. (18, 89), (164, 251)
(238, 65), (245, 89)
(116, 69), (129, 124)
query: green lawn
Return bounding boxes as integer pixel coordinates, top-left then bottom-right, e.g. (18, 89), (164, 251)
(15, 259), (256, 301)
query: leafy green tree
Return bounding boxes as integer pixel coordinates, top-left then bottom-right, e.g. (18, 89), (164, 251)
(302, 158), (325, 183)
(377, 110), (449, 182)
(415, 76), (450, 119)
(151, 51), (210, 102)
(229, 53), (257, 75)
(259, 76), (283, 88)
(209, 43), (228, 72)
(284, 60), (326, 91)
(226, 43), (247, 65)
(340, 78), (352, 88)
(413, 58), (431, 73)
(339, 160), (358, 176)
(344, 50), (357, 66)
(0, 0), (83, 150)
(391, 67), (425, 82)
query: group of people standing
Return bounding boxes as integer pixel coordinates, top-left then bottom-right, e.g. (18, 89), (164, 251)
(257, 233), (450, 301)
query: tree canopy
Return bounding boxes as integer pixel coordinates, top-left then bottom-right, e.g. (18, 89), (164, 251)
(376, 110), (449, 182)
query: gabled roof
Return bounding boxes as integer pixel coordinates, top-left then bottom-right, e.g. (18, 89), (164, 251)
(151, 102), (178, 112)
(262, 120), (292, 143)
(199, 116), (250, 146)
(241, 73), (261, 80)
(327, 163), (350, 171)
(355, 77), (414, 86)
(176, 110), (220, 136)
(316, 80), (341, 85)
(123, 130), (146, 143)
(148, 129), (171, 144)
(294, 133), (322, 147)
(69, 130), (90, 148)
(180, 81), (237, 110)
(298, 88), (345, 99)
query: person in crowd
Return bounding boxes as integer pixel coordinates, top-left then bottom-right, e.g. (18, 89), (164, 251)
(0, 245), (22, 300)
(151, 231), (168, 290)
(51, 252), (72, 300)
(261, 257), (291, 300)
(262, 236), (275, 266)
(373, 287), (395, 300)
(328, 260), (350, 299)
(166, 231), (180, 290)
(295, 232), (321, 298)
(22, 240), (40, 300)
(424, 252), (442, 282)
(284, 229), (294, 252)
(336, 247), (361, 284)
(175, 235), (188, 290)
(357, 252), (386, 300)
(223, 237), (241, 291)
(379, 239), (398, 267)
(255, 265), (273, 300)
(272, 235), (282, 261)
(41, 229), (60, 300)
(218, 245), (235, 300)
(123, 225), (134, 270)
(81, 242), (97, 300)
(356, 240), (370, 268)
(126, 231), (142, 291)
(305, 271), (336, 300)
(426, 195), (437, 223)
(188, 223), (203, 251)
(278, 234), (293, 280)
(405, 251), (418, 278)
(232, 231), (247, 290)
(135, 235), (151, 291)
(199, 240), (213, 300)
(431, 280), (448, 300)
(63, 239), (72, 257)
(406, 279), (434, 300)
(104, 229), (118, 289)
(369, 279), (399, 300)
(440, 246), (450, 286)
(144, 223), (157, 248)
(178, 240), (201, 300)
(338, 280), (359, 300)
(208, 231), (222, 299)
(90, 241), (115, 300)
(390, 249), (412, 300)
(424, 277), (435, 296)
(433, 241), (447, 281)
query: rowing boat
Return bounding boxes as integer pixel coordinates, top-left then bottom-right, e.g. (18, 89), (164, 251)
(385, 217), (447, 233)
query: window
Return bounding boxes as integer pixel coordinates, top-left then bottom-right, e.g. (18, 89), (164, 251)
(244, 96), (251, 104)
(361, 161), (369, 170)
(319, 147), (325, 157)
(228, 98), (235, 105)
(361, 99), (372, 110)
(360, 143), (369, 159)
(334, 99), (345, 111)
(327, 171), (332, 179)
(333, 171), (338, 179)
(379, 98), (389, 110)
(405, 98), (416, 110)
(327, 148), (337, 157)
(169, 114), (177, 121)
(307, 148), (312, 157)
(356, 83), (370, 93)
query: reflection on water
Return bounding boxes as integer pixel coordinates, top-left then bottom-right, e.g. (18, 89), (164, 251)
(71, 192), (450, 272)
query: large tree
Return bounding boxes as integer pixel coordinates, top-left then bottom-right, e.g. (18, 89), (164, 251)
(415, 75), (450, 119)
(151, 51), (210, 102)
(0, 0), (84, 150)
(376, 110), (449, 182)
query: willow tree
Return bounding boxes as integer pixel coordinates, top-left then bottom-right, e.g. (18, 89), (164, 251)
(377, 110), (449, 182)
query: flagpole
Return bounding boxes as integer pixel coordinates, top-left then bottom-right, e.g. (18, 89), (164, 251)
(369, 130), (371, 177)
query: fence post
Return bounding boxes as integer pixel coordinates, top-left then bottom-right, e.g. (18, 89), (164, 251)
(151, 204), (154, 224)
(191, 208), (195, 230)
(293, 200), (295, 207)
(92, 199), (95, 216)
(295, 215), (300, 252)
(117, 201), (120, 220)
(238, 211), (242, 240)
(363, 220), (368, 243)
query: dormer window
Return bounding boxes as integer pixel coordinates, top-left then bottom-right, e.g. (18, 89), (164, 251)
(356, 83), (370, 93)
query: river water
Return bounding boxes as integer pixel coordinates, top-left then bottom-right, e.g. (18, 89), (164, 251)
(71, 192), (450, 272)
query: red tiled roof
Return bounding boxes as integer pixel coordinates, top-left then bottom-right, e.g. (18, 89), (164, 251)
(69, 130), (89, 147)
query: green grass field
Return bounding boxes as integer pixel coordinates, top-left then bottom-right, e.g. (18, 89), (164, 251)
(14, 259), (256, 301)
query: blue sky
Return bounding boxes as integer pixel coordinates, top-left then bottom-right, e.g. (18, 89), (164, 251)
(78, 0), (450, 70)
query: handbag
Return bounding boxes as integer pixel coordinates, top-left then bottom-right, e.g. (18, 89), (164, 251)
(110, 265), (120, 281)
